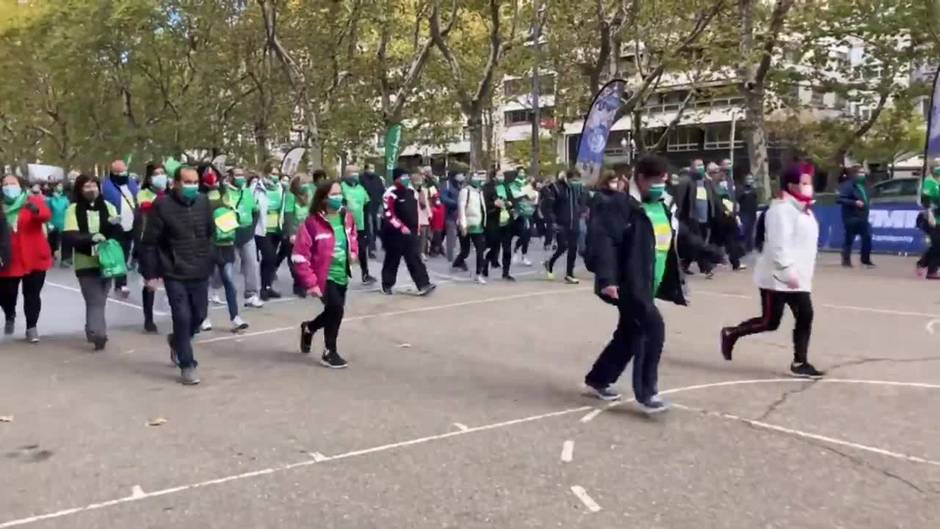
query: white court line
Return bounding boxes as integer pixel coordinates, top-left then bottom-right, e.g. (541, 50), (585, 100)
(671, 403), (940, 467)
(46, 281), (168, 316)
(453, 423), (469, 432)
(927, 319), (939, 335)
(579, 409), (603, 423)
(560, 440), (574, 463)
(699, 290), (940, 319)
(307, 452), (329, 462)
(129, 486), (145, 499)
(196, 286), (590, 345)
(570, 485), (601, 512)
(3, 378), (937, 528)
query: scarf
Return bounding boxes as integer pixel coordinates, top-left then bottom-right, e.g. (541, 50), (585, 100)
(76, 197), (110, 235)
(3, 193), (27, 233)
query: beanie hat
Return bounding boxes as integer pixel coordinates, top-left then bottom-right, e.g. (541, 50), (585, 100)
(392, 167), (409, 181)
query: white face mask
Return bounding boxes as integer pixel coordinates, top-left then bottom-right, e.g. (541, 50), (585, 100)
(800, 183), (814, 198)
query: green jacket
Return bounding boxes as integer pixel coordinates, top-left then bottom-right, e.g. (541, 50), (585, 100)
(46, 193), (71, 231)
(341, 180), (370, 231)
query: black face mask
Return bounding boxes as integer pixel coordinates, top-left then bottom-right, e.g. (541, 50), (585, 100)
(111, 173), (129, 185)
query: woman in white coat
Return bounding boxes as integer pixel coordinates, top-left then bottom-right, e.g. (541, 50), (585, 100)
(720, 166), (825, 378)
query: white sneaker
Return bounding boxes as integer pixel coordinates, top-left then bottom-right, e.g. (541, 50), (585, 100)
(209, 292), (225, 306)
(521, 256), (532, 267)
(512, 252), (520, 264)
(200, 319), (213, 332)
(231, 315), (249, 332)
(243, 295), (264, 308)
(118, 286), (130, 299)
(475, 275), (487, 285)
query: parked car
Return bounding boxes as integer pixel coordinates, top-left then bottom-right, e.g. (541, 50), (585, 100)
(871, 177), (920, 204)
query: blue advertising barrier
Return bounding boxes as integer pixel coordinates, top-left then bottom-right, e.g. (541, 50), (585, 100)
(813, 203), (927, 255)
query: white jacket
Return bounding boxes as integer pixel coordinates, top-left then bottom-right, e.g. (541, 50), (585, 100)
(457, 186), (486, 230)
(754, 193), (819, 293)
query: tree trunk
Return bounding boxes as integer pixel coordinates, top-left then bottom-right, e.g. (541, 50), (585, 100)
(743, 87), (770, 197)
(468, 112), (485, 172)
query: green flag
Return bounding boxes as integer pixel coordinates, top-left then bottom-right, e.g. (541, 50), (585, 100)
(384, 124), (403, 178)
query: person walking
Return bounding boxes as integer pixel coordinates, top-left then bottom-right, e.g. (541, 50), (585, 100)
(720, 167), (825, 378)
(582, 155), (691, 413)
(380, 168), (436, 296)
(0, 175), (52, 342)
(282, 174), (313, 296)
(259, 170), (287, 299)
(737, 174), (759, 253)
(101, 159), (139, 298)
(206, 169), (250, 333)
(712, 164), (745, 271)
(45, 181), (70, 266)
(340, 165), (376, 285)
(837, 164), (875, 268)
(360, 164), (385, 258)
(136, 163), (169, 333)
(539, 173), (559, 251)
(63, 174), (123, 350)
(293, 180), (359, 368)
(140, 165), (214, 385)
(511, 169), (538, 267)
(227, 167), (263, 309)
(675, 158), (718, 277)
(413, 168), (433, 260)
(918, 166), (940, 279)
(453, 171), (488, 283)
(544, 169), (587, 284)
(440, 171), (463, 262)
(483, 170), (517, 281)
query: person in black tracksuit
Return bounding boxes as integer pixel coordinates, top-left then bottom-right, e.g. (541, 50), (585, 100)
(361, 164), (386, 257)
(380, 168), (435, 296)
(583, 154), (721, 412)
(140, 166), (214, 386)
(544, 170), (588, 283)
(483, 172), (517, 281)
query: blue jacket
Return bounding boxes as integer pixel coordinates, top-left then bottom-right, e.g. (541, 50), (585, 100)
(101, 176), (140, 217)
(837, 180), (869, 223)
(440, 180), (461, 218)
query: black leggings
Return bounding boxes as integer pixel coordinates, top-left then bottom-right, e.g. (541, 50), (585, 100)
(0, 271), (46, 329)
(917, 225), (940, 274)
(142, 287), (156, 326)
(548, 225), (579, 277)
(513, 216), (531, 255)
(485, 224), (513, 277)
(453, 232), (487, 275)
(726, 289), (814, 363)
(305, 281), (347, 352)
(255, 234), (280, 291)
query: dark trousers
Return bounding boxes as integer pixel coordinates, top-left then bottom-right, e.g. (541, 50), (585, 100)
(304, 280), (347, 352)
(548, 224), (579, 277)
(357, 232), (371, 278)
(114, 230), (133, 288)
(513, 216), (532, 255)
(0, 271), (46, 328)
(725, 288), (813, 364)
(381, 231), (430, 290)
(47, 229), (61, 259)
(543, 220), (555, 250)
(165, 278), (209, 369)
(585, 302), (665, 403)
(842, 219), (873, 265)
(453, 232), (487, 275)
(917, 225), (940, 274)
(255, 234), (279, 291)
(142, 287), (155, 326)
(683, 220), (713, 273)
(485, 224), (514, 277)
(365, 204), (381, 253)
(740, 212), (757, 253)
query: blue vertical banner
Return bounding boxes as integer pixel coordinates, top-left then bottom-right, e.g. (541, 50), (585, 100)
(924, 65), (940, 171)
(575, 79), (626, 185)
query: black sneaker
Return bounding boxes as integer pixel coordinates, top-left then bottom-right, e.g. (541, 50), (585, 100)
(452, 263), (468, 272)
(704, 270), (715, 279)
(92, 336), (107, 351)
(320, 349), (348, 369)
(293, 285), (308, 298)
(790, 362), (825, 379)
(362, 275), (377, 286)
(861, 262), (876, 268)
(144, 321), (158, 334)
(381, 286), (394, 295)
(167, 334), (179, 366)
(417, 283), (437, 296)
(267, 288), (282, 299)
(585, 382), (622, 401)
(682, 267), (695, 276)
(3, 318), (14, 335)
(502, 274), (516, 282)
(259, 289), (271, 301)
(300, 323), (313, 354)
(720, 327), (735, 361)
(841, 261), (853, 268)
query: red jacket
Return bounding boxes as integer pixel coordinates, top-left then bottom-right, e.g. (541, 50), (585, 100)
(0, 195), (52, 278)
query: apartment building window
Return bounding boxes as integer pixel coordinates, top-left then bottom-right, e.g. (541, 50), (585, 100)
(503, 74), (555, 97)
(810, 88), (826, 107)
(504, 107), (554, 126)
(667, 127), (700, 152)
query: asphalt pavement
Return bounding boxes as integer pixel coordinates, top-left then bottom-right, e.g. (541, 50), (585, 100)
(1, 246), (938, 528)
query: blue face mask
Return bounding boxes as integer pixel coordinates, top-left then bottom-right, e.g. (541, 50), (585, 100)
(151, 174), (168, 191)
(181, 184), (200, 200)
(326, 194), (344, 210)
(2, 185), (22, 202)
(645, 183), (666, 203)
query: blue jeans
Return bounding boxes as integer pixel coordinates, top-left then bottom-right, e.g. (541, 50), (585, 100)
(216, 262), (239, 320)
(165, 278), (209, 369)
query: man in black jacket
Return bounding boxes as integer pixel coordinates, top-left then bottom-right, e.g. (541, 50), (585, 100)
(837, 164), (875, 268)
(736, 174), (759, 253)
(141, 165), (214, 385)
(483, 170), (517, 280)
(583, 154), (715, 414)
(674, 158), (719, 277)
(360, 164), (386, 258)
(543, 169), (588, 284)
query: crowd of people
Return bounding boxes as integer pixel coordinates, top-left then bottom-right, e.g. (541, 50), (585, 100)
(1, 154), (938, 408)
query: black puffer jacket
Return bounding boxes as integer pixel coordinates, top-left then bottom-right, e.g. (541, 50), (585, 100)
(546, 180), (588, 230)
(140, 191), (214, 281)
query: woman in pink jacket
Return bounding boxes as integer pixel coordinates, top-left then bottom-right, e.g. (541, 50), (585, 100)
(292, 179), (358, 368)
